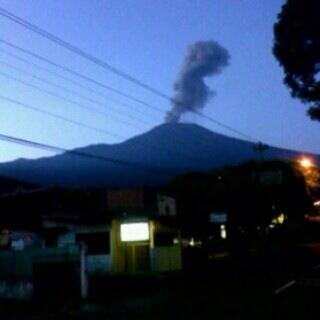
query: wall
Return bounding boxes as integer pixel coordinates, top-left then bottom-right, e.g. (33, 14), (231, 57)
(0, 250), (33, 279)
(86, 254), (111, 274)
(0, 245), (87, 300)
(151, 246), (182, 272)
(0, 280), (33, 300)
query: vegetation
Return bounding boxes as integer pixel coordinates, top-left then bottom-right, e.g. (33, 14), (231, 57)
(166, 160), (311, 236)
(273, 0), (320, 120)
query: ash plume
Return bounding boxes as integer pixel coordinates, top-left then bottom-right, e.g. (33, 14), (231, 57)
(166, 40), (230, 123)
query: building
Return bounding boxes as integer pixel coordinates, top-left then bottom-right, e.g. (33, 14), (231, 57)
(108, 189), (182, 274)
(41, 217), (111, 275)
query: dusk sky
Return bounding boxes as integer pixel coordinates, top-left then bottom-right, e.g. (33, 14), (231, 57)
(0, 0), (319, 162)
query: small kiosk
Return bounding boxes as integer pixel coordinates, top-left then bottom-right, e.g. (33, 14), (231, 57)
(108, 189), (182, 274)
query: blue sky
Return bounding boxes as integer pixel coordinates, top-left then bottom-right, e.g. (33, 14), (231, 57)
(0, 0), (319, 162)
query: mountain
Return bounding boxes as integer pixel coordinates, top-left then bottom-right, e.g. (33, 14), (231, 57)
(0, 123), (317, 188)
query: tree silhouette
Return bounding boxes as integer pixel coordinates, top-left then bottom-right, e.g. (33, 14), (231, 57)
(273, 0), (320, 120)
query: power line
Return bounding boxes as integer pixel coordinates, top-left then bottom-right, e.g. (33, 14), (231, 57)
(0, 92), (201, 162)
(0, 62), (226, 165)
(194, 111), (258, 142)
(0, 48), (156, 120)
(0, 40), (238, 157)
(0, 132), (174, 175)
(0, 7), (266, 148)
(0, 92), (226, 168)
(0, 93), (210, 167)
(0, 7), (269, 168)
(0, 59), (151, 126)
(0, 50), (260, 149)
(0, 70), (144, 130)
(0, 7), (171, 101)
(0, 48), (265, 167)
(0, 39), (165, 114)
(0, 58), (263, 166)
(0, 7), (267, 141)
(0, 95), (124, 139)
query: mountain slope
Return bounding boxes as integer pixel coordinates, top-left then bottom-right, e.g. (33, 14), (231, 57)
(0, 123), (317, 188)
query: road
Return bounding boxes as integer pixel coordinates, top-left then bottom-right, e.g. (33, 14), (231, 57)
(273, 245), (320, 319)
(2, 242), (320, 319)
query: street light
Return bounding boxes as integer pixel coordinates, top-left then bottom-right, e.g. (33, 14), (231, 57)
(298, 157), (314, 169)
(296, 156), (319, 190)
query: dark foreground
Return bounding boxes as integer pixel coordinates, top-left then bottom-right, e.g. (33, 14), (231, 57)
(1, 243), (320, 320)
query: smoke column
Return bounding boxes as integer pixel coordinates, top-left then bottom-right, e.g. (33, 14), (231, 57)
(166, 40), (230, 123)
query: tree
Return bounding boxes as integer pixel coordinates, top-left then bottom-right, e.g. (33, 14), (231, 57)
(273, 0), (320, 120)
(165, 160), (311, 234)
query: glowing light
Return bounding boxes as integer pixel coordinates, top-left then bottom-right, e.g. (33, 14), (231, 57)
(272, 213), (286, 225)
(277, 213), (285, 224)
(188, 238), (202, 247)
(314, 201), (320, 207)
(120, 222), (149, 242)
(298, 157), (314, 169)
(173, 238), (179, 245)
(220, 224), (227, 239)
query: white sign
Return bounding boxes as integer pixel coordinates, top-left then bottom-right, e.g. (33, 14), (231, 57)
(120, 222), (150, 242)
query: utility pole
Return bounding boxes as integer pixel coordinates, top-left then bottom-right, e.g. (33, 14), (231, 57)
(254, 142), (269, 162)
(253, 142), (270, 246)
